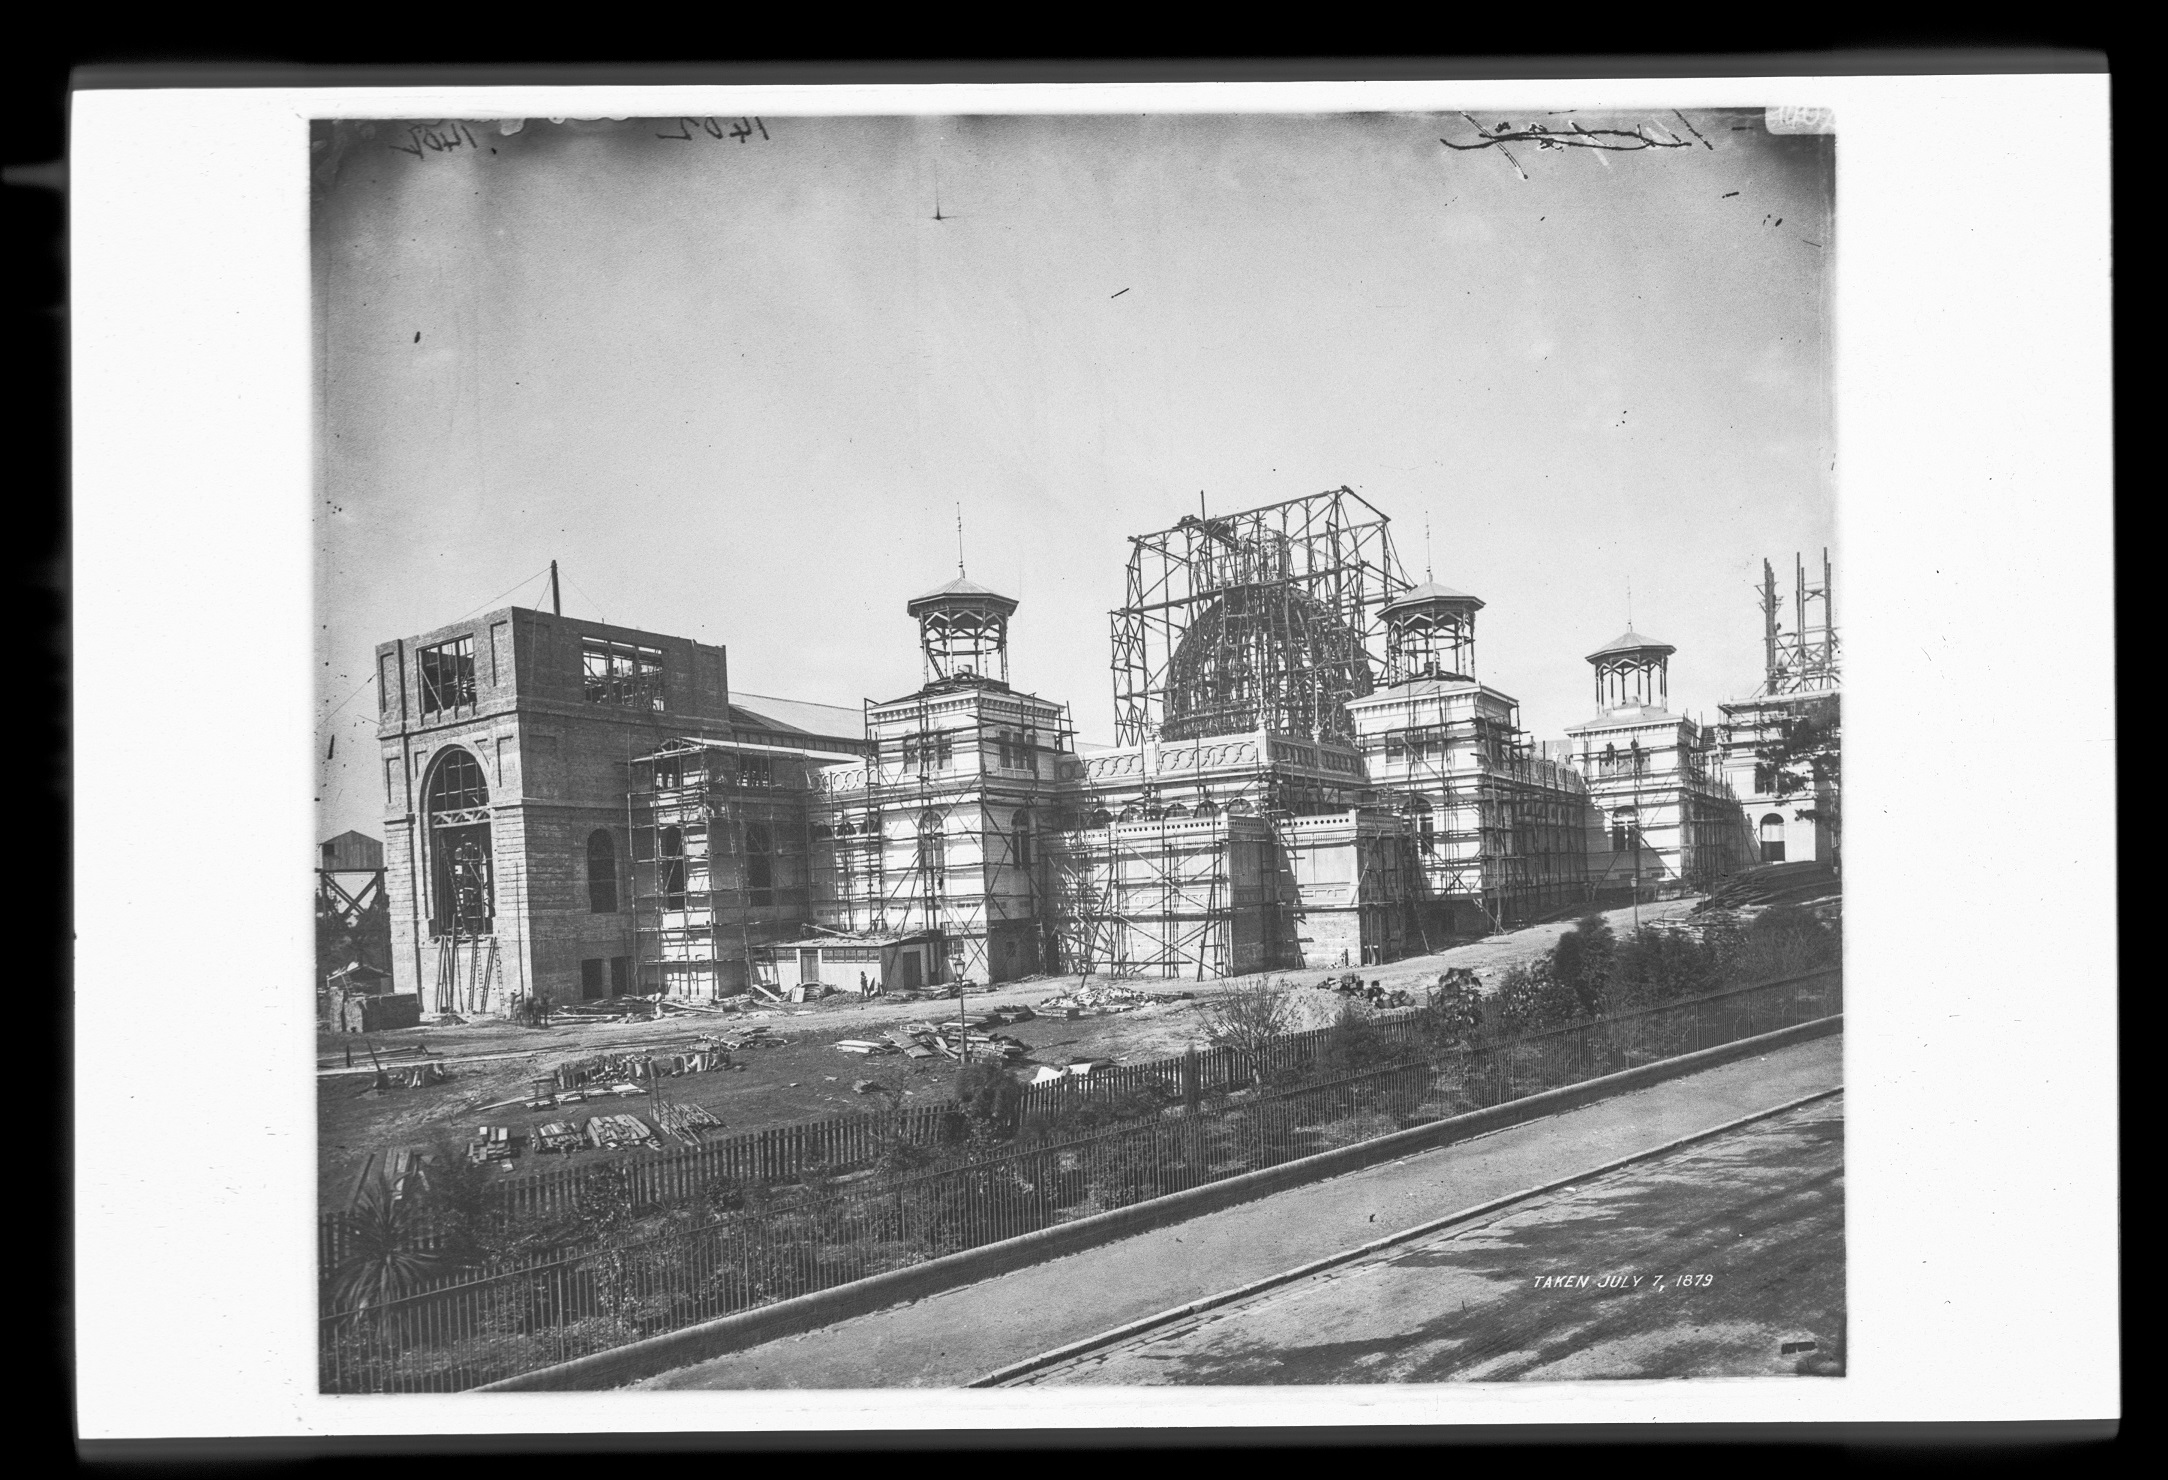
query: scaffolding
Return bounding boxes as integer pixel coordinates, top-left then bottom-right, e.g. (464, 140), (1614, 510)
(813, 686), (1078, 986)
(626, 736), (842, 999)
(1760, 550), (1840, 696)
(1369, 700), (1594, 932)
(1111, 488), (1407, 748)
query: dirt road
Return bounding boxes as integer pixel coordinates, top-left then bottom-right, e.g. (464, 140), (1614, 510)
(1012, 1096), (1845, 1385)
(637, 1031), (1840, 1390)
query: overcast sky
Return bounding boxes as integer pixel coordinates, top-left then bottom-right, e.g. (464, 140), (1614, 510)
(313, 108), (1833, 841)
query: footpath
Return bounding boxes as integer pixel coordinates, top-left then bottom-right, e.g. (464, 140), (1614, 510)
(640, 1031), (1844, 1390)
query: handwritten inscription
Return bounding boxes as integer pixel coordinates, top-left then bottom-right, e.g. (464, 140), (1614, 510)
(656, 116), (770, 143)
(1530, 1273), (1715, 1290)
(388, 121), (483, 158)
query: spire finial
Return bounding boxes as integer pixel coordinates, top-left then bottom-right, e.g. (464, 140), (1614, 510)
(1425, 515), (1433, 583)
(1627, 578), (1633, 630)
(956, 503), (966, 578)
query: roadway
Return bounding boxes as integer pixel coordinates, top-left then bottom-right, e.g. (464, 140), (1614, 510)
(638, 1031), (1843, 1389)
(1009, 1094), (1844, 1384)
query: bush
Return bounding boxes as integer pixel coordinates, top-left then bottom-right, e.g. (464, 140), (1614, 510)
(1550, 915), (1615, 1016)
(953, 1061), (1022, 1141)
(1611, 925), (1724, 1009)
(1321, 1000), (1410, 1076)
(1735, 903), (1842, 980)
(1490, 961), (1585, 1035)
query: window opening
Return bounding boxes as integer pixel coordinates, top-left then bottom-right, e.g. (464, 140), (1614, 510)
(581, 640), (665, 709)
(587, 830), (618, 913)
(418, 637), (476, 717)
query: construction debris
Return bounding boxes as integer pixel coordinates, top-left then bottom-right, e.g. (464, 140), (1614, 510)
(651, 1100), (723, 1146)
(466, 1125), (516, 1165)
(1317, 974), (1417, 1008)
(1040, 982), (1192, 1015)
(534, 1121), (584, 1155)
(584, 1114), (657, 1151)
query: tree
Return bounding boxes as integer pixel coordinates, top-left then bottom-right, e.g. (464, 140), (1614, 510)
(1202, 981), (1296, 1083)
(1755, 693), (1842, 868)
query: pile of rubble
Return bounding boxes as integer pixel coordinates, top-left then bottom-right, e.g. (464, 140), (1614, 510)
(1040, 981), (1193, 1016)
(1314, 973), (1418, 1009)
(837, 1006), (1034, 1064)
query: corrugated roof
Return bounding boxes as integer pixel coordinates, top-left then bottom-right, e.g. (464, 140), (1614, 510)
(730, 693), (866, 744)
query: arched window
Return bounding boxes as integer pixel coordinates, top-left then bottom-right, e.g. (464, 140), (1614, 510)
(1193, 798), (1219, 819)
(1759, 813), (1787, 864)
(1162, 803), (1190, 820)
(586, 830), (618, 913)
(659, 825), (687, 909)
(1088, 808), (1113, 828)
(424, 747), (491, 936)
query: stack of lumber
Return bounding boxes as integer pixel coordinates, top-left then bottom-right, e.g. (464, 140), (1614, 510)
(583, 1114), (657, 1151)
(652, 1100), (723, 1146)
(533, 1122), (584, 1155)
(466, 1125), (516, 1165)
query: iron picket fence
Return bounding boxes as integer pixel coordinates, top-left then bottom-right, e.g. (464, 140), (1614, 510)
(320, 966), (1839, 1391)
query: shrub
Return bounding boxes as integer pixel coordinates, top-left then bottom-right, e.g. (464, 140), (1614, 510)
(1321, 1000), (1410, 1076)
(1490, 961), (1585, 1035)
(1611, 925), (1724, 1009)
(328, 1173), (452, 1313)
(953, 1061), (1023, 1141)
(1737, 903), (1842, 980)
(1550, 915), (1615, 1016)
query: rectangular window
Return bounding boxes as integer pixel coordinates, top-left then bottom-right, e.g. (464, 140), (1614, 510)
(489, 621), (511, 686)
(936, 732), (954, 769)
(378, 652), (399, 713)
(581, 959), (606, 1001)
(417, 636), (476, 717)
(997, 731), (1013, 769)
(581, 640), (666, 709)
(736, 754), (774, 789)
(609, 957), (630, 994)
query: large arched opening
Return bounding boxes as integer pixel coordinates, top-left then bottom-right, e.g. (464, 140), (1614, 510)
(424, 747), (492, 937)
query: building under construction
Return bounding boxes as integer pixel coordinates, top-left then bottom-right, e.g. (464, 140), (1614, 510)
(1719, 552), (1841, 866)
(368, 490), (1774, 1012)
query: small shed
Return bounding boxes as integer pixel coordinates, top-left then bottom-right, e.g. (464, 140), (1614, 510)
(320, 831), (386, 873)
(754, 932), (942, 995)
(329, 961), (393, 996)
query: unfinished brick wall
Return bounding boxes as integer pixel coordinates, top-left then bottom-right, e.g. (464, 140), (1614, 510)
(377, 607), (732, 1016)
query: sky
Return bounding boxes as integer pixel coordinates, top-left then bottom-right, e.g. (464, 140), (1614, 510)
(313, 108), (1834, 841)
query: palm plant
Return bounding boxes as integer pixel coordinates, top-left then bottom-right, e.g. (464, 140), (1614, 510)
(329, 1174), (449, 1314)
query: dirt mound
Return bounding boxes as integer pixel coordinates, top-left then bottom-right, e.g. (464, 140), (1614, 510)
(1279, 987), (1350, 1032)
